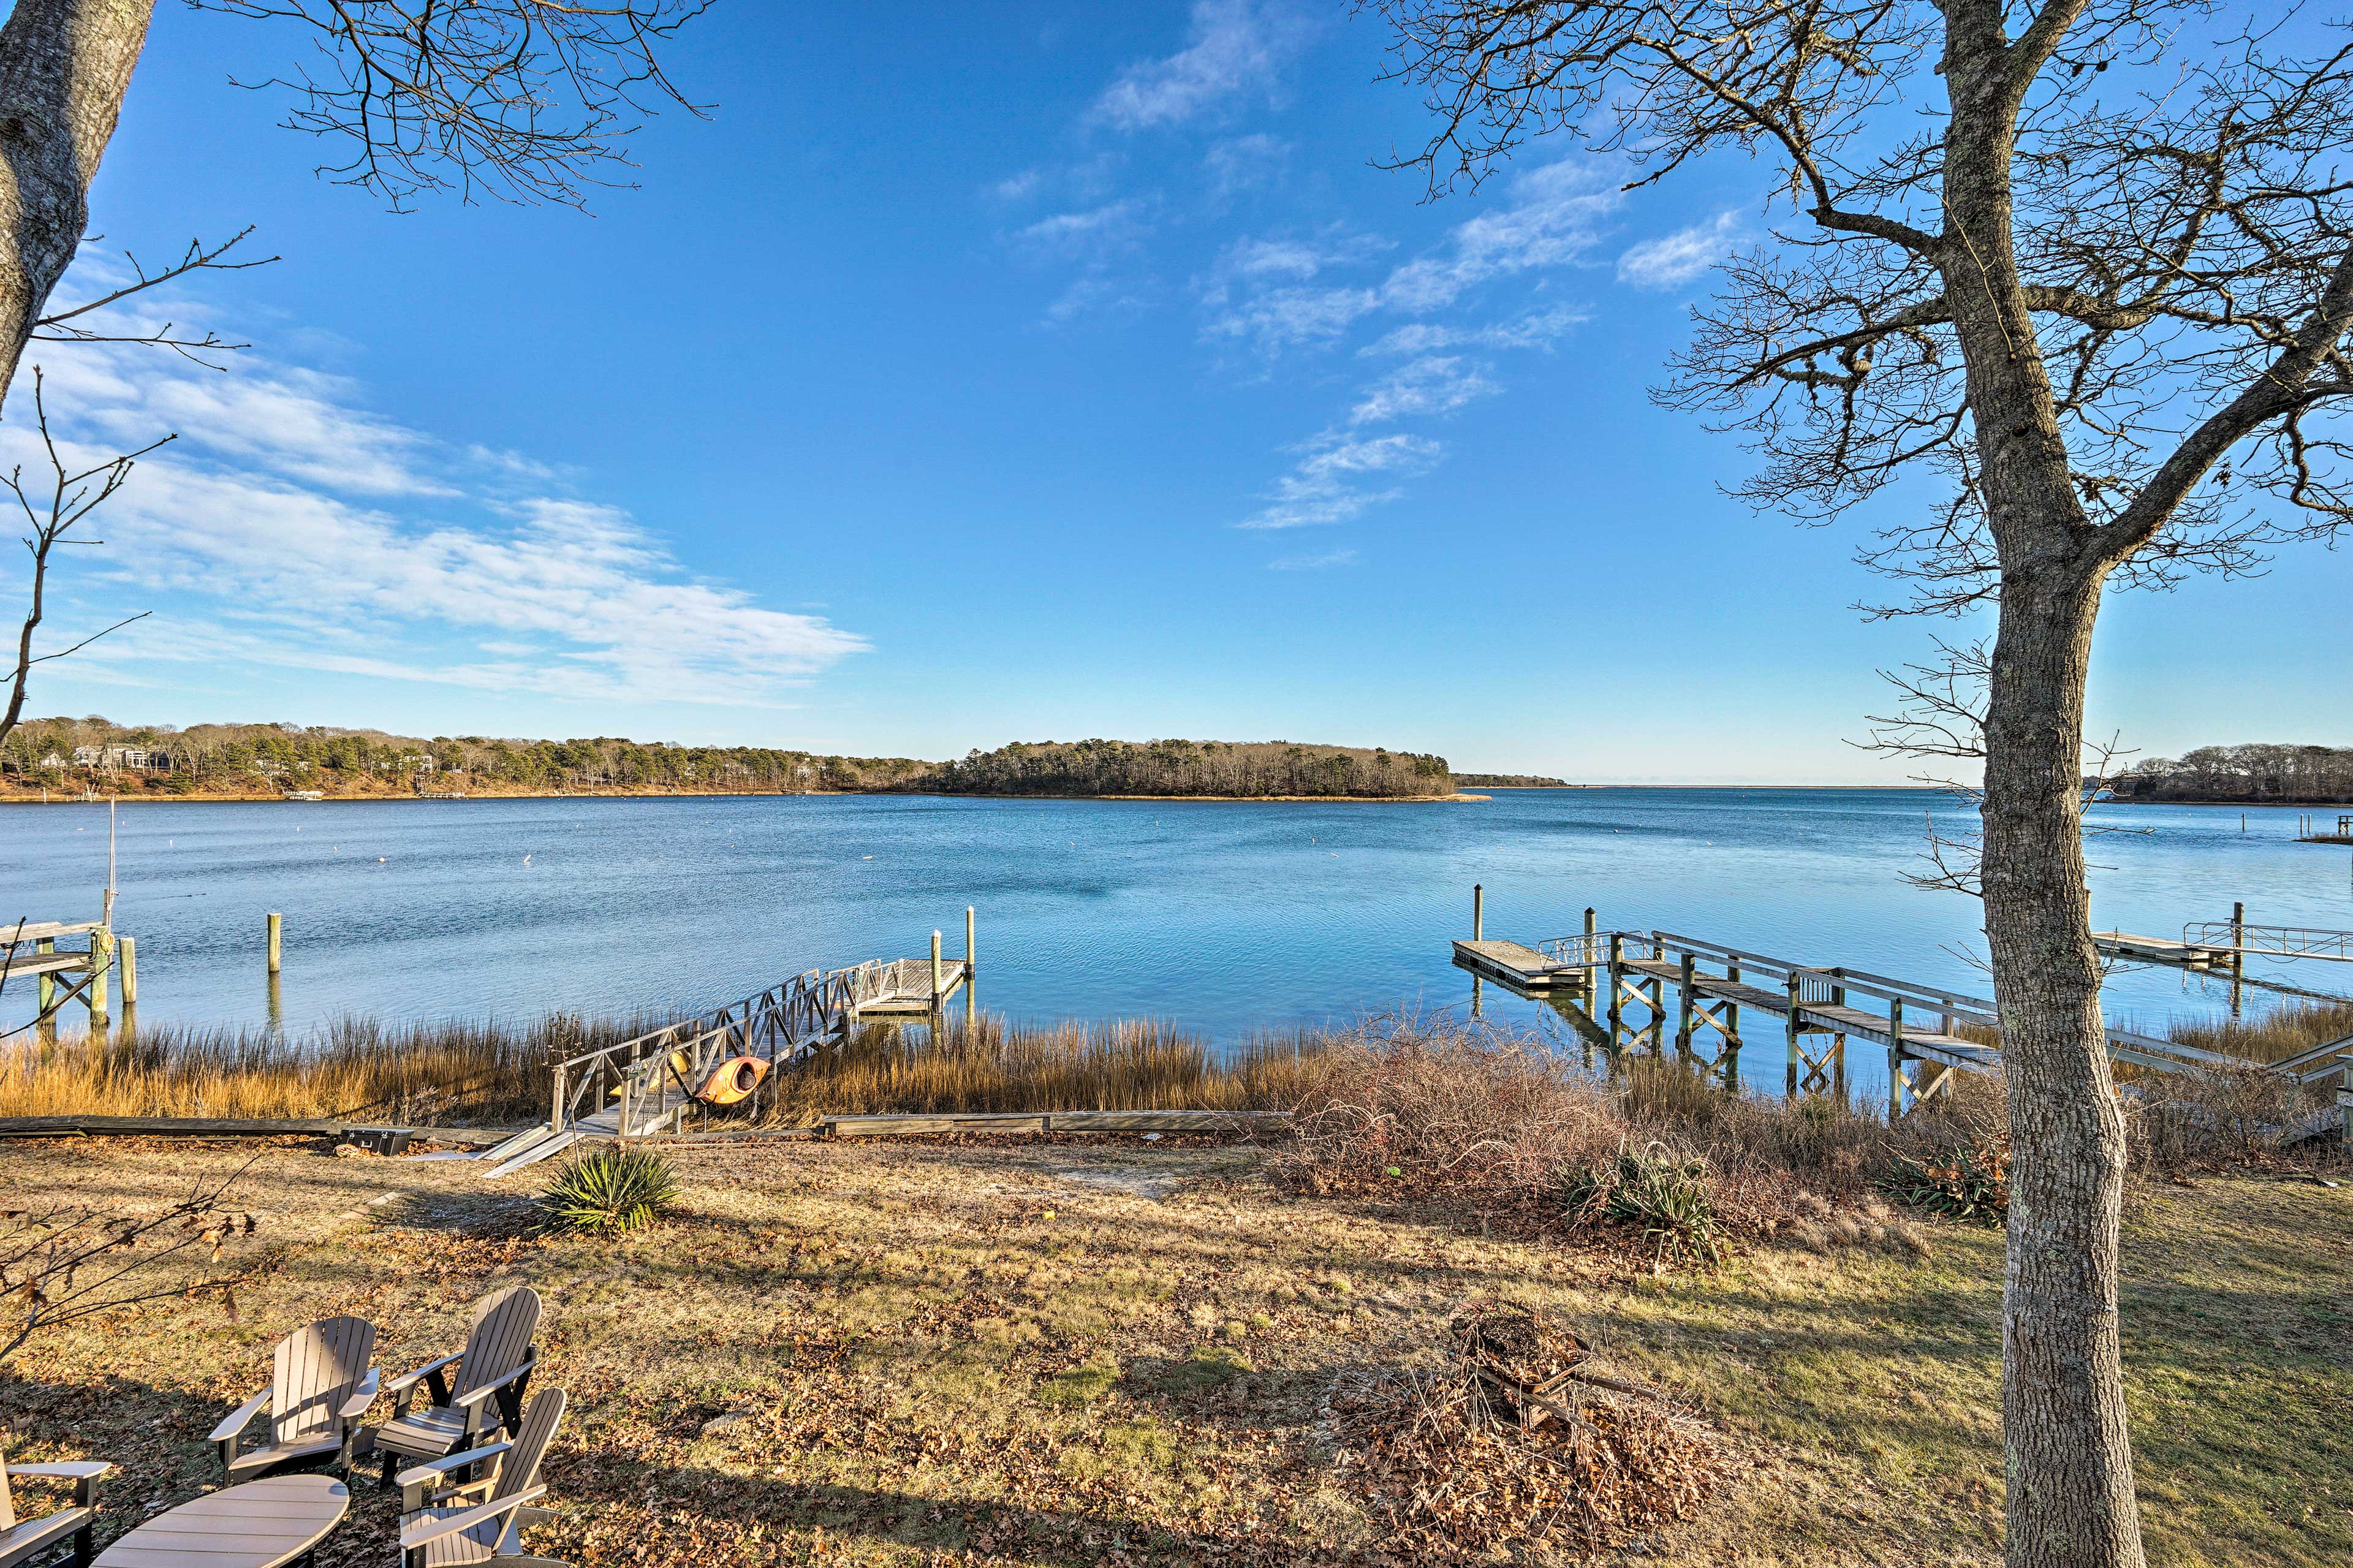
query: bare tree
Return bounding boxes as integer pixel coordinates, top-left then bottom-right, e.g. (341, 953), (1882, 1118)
(0, 0), (711, 407)
(0, 1158), (260, 1362)
(0, 0), (710, 725)
(1, 367), (167, 749)
(1363, 6), (2353, 1567)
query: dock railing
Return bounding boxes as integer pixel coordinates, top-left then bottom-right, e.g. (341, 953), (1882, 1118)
(2181, 922), (2353, 963)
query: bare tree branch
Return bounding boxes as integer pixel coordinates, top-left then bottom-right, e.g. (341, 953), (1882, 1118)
(1, 368), (172, 751)
(190, 0), (717, 209)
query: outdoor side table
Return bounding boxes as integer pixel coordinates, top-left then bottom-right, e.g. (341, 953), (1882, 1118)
(94, 1472), (349, 1568)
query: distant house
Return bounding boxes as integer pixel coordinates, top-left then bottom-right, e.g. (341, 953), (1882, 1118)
(38, 752), (67, 768)
(393, 752), (438, 774)
(72, 744), (150, 770)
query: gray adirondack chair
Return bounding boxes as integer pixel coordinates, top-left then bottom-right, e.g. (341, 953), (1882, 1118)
(396, 1388), (567, 1567)
(209, 1313), (381, 1482)
(370, 1287), (542, 1485)
(0, 1434), (111, 1568)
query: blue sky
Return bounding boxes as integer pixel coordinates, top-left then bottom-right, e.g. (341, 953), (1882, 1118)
(7, 1), (2344, 782)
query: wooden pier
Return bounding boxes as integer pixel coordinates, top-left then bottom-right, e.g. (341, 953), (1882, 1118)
(1453, 912), (2348, 1128)
(2, 918), (131, 1032)
(480, 910), (982, 1177)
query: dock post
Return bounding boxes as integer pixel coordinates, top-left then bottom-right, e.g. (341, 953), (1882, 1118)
(34, 936), (54, 1017)
(1582, 907), (1597, 996)
(1785, 973), (1803, 1096)
(966, 906), (976, 976)
(931, 930), (944, 1009)
(1887, 996), (1906, 1120)
(2230, 900), (2246, 1016)
(1675, 953), (1696, 1059)
(1472, 884), (1483, 942)
(119, 935), (137, 1009)
(1605, 933), (1624, 1048)
(86, 928), (113, 1027)
(550, 1063), (566, 1137)
(267, 912), (283, 974)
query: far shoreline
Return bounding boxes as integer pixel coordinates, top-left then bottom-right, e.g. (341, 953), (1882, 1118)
(0, 785), (1493, 806)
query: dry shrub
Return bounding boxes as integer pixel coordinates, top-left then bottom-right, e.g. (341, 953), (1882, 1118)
(1321, 1303), (1727, 1559)
(2125, 1062), (2327, 1171)
(1268, 1017), (1624, 1204)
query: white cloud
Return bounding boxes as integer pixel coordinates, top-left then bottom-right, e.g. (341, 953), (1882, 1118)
(1349, 355), (1498, 425)
(1359, 305), (1588, 357)
(1090, 1), (1309, 132)
(1617, 210), (1741, 289)
(4, 327), (867, 709)
(1014, 199), (1151, 260)
(1205, 133), (1290, 197)
(1242, 432), (1442, 529)
(1268, 547), (1357, 570)
(1203, 161), (1615, 356)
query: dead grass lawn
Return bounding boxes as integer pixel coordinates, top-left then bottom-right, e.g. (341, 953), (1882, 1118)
(0, 1137), (2344, 1566)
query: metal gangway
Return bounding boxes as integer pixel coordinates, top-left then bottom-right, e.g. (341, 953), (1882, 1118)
(477, 923), (974, 1178)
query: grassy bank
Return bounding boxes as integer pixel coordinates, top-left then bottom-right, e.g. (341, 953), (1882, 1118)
(0, 1135), (2342, 1566)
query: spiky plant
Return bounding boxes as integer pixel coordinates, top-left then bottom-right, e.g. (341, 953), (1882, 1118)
(539, 1145), (679, 1235)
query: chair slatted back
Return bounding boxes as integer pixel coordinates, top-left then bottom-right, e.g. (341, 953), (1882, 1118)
(490, 1388), (566, 1505)
(453, 1287), (541, 1401)
(273, 1314), (377, 1442)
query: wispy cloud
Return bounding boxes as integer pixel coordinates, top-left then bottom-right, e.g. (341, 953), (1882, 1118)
(1014, 199), (1152, 260)
(1268, 547), (1358, 570)
(1203, 160), (1616, 356)
(1617, 210), (1741, 289)
(1358, 305), (1588, 358)
(1242, 432), (1442, 529)
(1204, 132), (1289, 197)
(7, 293), (868, 708)
(1349, 355), (1497, 425)
(1090, 0), (1310, 132)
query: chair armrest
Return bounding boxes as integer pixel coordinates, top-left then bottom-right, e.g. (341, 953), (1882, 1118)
(8, 1460), (110, 1508)
(450, 1361), (534, 1408)
(400, 1484), (545, 1550)
(385, 1350), (462, 1397)
(207, 1390), (271, 1444)
(336, 1369), (382, 1422)
(396, 1439), (513, 1509)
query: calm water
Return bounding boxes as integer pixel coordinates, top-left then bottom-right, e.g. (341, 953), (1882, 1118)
(7, 789), (2350, 1080)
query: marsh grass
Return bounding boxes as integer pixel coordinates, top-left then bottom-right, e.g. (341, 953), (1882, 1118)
(2161, 996), (2353, 1064)
(0, 1013), (651, 1124)
(762, 1014), (1327, 1120)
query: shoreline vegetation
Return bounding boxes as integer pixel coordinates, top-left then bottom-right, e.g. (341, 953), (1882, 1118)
(2104, 742), (2353, 805)
(1, 721), (1476, 804)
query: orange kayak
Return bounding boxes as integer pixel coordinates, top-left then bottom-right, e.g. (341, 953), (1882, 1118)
(696, 1054), (770, 1105)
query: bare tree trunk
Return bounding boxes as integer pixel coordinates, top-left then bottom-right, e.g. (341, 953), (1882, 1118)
(0, 0), (155, 412)
(1982, 574), (2144, 1568)
(1938, 16), (2148, 1566)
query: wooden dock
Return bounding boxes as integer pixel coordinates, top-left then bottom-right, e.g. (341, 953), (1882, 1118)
(1455, 918), (2319, 1121)
(2093, 931), (2232, 969)
(1452, 938), (1588, 993)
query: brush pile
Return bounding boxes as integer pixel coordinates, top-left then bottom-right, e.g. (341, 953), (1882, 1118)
(1322, 1301), (1729, 1559)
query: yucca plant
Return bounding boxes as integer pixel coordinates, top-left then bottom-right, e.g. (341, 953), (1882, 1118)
(1557, 1143), (1722, 1267)
(1878, 1142), (2009, 1227)
(539, 1145), (680, 1235)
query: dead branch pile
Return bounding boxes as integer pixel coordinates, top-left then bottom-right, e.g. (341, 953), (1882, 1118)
(1322, 1302), (1729, 1559)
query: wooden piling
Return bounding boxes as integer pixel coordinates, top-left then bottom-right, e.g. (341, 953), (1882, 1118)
(1605, 932), (1624, 1047)
(2231, 900), (2246, 1016)
(1887, 996), (1907, 1120)
(119, 935), (137, 1007)
(1472, 884), (1484, 942)
(931, 930), (944, 1007)
(1675, 953), (1696, 1057)
(267, 912), (282, 974)
(87, 928), (112, 1025)
(1784, 972), (1803, 1096)
(34, 936), (54, 1016)
(966, 906), (976, 974)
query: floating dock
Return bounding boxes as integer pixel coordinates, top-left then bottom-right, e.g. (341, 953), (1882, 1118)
(1451, 938), (1588, 993)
